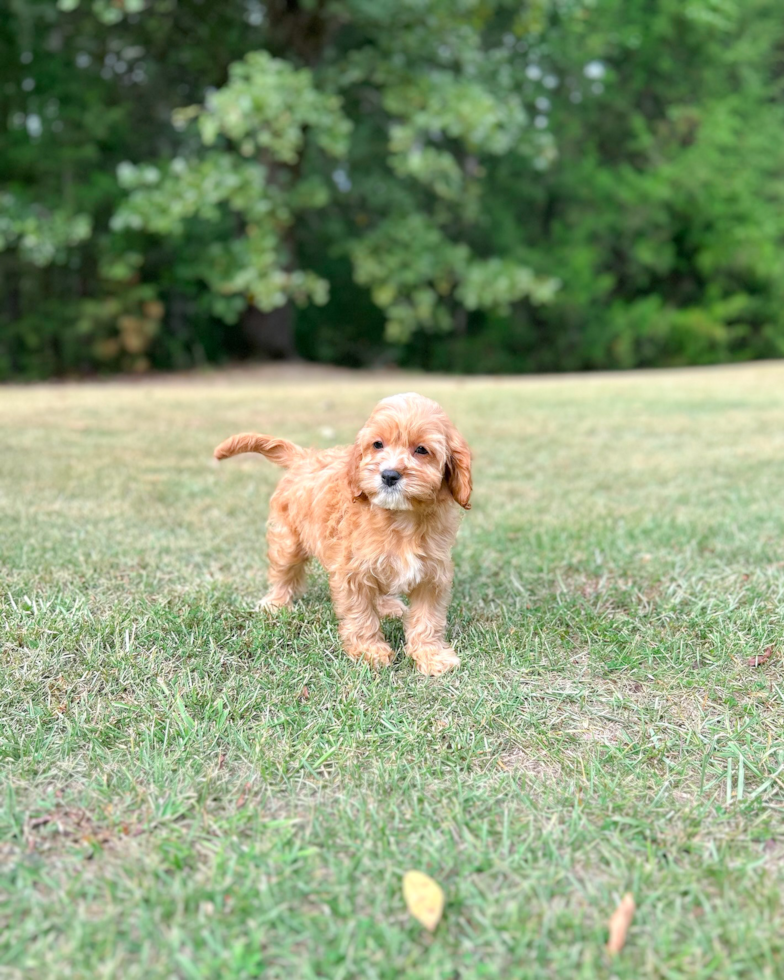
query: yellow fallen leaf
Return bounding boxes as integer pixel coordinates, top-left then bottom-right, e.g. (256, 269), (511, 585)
(402, 870), (444, 932)
(606, 892), (635, 955)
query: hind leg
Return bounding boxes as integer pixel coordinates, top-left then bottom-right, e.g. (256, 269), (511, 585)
(260, 518), (309, 611)
(376, 594), (406, 619)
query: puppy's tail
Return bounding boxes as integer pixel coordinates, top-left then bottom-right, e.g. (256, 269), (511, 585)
(213, 432), (308, 468)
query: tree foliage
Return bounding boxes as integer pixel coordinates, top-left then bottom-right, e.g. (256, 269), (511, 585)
(2, 0), (783, 377)
(465, 0), (784, 372)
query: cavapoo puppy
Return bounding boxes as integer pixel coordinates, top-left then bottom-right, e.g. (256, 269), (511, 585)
(214, 392), (472, 675)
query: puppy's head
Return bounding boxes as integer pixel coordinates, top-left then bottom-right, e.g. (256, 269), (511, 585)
(348, 393), (472, 511)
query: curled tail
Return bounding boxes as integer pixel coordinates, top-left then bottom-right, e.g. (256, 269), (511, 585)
(213, 432), (308, 468)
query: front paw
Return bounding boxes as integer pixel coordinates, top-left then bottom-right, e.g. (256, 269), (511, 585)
(410, 646), (461, 676)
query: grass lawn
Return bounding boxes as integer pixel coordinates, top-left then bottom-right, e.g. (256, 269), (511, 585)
(2, 363), (784, 979)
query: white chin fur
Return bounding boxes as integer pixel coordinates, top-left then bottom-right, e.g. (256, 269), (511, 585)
(372, 488), (413, 511)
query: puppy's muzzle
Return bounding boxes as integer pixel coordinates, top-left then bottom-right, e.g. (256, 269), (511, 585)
(381, 469), (402, 487)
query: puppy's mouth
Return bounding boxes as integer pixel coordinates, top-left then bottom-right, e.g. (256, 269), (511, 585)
(372, 482), (413, 511)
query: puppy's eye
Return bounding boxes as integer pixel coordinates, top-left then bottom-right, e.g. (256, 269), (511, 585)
(372, 440), (383, 450)
(414, 445), (429, 456)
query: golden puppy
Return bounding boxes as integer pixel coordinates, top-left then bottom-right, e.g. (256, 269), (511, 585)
(214, 392), (472, 675)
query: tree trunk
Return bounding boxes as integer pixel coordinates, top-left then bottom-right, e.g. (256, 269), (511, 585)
(241, 2), (334, 360)
(241, 302), (298, 360)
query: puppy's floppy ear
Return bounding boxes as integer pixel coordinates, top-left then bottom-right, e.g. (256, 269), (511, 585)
(445, 425), (472, 510)
(346, 441), (364, 500)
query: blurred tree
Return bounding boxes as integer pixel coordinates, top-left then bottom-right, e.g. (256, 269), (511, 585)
(0, 0), (262, 375)
(3, 0), (784, 377)
(111, 1), (560, 357)
(440, 0), (784, 371)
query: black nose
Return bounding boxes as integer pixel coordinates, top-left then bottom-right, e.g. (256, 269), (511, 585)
(381, 469), (401, 487)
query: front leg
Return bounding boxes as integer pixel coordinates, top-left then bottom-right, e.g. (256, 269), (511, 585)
(331, 573), (395, 668)
(405, 572), (460, 676)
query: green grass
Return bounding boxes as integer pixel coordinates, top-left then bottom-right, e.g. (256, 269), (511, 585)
(2, 363), (784, 979)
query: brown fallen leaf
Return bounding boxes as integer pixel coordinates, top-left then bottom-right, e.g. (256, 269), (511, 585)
(607, 893), (635, 955)
(402, 870), (444, 932)
(747, 646), (774, 668)
(298, 685), (310, 702)
(236, 781), (251, 809)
